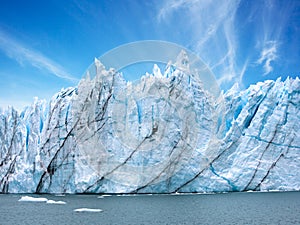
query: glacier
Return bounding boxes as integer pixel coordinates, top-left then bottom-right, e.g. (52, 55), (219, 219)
(0, 57), (299, 194)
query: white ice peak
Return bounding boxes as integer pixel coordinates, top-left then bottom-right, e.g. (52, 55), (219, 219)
(175, 50), (190, 73)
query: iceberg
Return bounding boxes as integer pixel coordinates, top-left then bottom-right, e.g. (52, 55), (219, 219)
(46, 199), (66, 205)
(18, 196), (66, 204)
(74, 208), (103, 213)
(0, 56), (299, 194)
(18, 196), (48, 202)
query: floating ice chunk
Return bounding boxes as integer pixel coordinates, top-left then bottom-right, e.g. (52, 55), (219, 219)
(18, 196), (48, 202)
(46, 200), (66, 204)
(18, 196), (66, 204)
(74, 208), (103, 212)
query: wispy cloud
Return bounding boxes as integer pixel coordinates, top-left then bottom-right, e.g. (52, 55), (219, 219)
(0, 29), (78, 83)
(257, 41), (278, 75)
(251, 1), (296, 76)
(158, 0), (201, 22)
(238, 59), (249, 87)
(157, 0), (242, 88)
(157, 0), (297, 89)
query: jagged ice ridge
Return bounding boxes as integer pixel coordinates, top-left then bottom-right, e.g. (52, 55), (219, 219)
(0, 58), (299, 194)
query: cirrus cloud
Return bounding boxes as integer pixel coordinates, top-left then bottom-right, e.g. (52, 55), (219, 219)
(0, 29), (78, 83)
(157, 0), (298, 89)
(257, 41), (278, 75)
(157, 0), (242, 88)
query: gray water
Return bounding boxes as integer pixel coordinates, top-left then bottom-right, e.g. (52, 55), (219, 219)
(1, 192), (300, 225)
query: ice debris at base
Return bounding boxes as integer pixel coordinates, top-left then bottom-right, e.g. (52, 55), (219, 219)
(0, 58), (300, 194)
(46, 200), (66, 204)
(18, 196), (48, 202)
(18, 196), (66, 204)
(74, 208), (103, 213)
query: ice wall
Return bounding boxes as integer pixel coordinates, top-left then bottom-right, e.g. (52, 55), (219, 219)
(0, 60), (299, 193)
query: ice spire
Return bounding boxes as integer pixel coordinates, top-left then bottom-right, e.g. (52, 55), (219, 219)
(152, 64), (162, 77)
(175, 50), (190, 73)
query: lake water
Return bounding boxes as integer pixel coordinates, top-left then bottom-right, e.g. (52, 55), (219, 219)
(1, 192), (300, 225)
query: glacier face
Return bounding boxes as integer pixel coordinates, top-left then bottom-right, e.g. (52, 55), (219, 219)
(0, 59), (299, 194)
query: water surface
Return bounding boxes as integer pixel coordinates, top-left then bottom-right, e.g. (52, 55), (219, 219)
(1, 192), (299, 225)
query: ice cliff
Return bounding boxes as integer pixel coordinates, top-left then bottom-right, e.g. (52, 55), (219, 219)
(0, 58), (299, 194)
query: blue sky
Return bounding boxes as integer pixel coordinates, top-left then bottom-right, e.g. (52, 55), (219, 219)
(0, 0), (299, 110)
